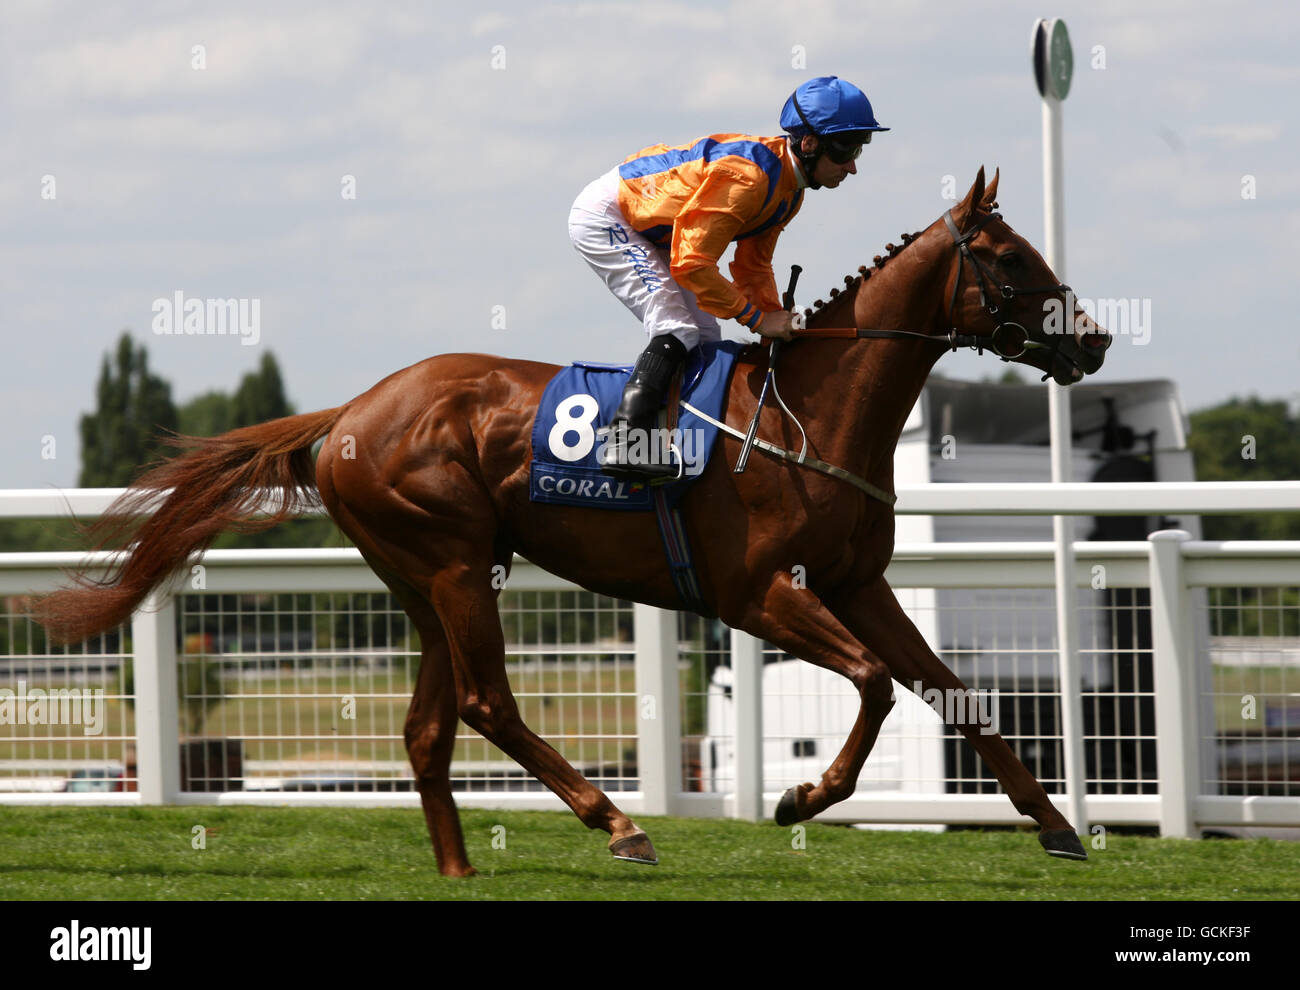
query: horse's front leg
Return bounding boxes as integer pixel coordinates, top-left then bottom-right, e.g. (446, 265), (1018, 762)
(729, 573), (897, 824)
(831, 576), (1088, 860)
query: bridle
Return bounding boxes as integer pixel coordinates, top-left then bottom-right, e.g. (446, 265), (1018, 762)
(726, 209), (1094, 494)
(726, 207), (1102, 496)
(798, 208), (1090, 381)
(941, 209), (1076, 376)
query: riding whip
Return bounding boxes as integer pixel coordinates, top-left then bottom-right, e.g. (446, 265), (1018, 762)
(734, 265), (801, 473)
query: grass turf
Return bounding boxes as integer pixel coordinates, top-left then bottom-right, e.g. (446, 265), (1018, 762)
(2, 806), (1298, 900)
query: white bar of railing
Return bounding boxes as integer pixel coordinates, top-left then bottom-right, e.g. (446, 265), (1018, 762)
(1149, 530), (1199, 838)
(0, 489), (141, 517)
(731, 628), (764, 821)
(633, 603), (680, 816)
(893, 482), (1300, 514)
(3, 482), (1299, 519)
(1183, 540), (1300, 556)
(0, 542), (1164, 571)
(130, 591), (181, 804)
(0, 550), (582, 595)
(1194, 797), (1300, 828)
(19, 540), (1274, 566)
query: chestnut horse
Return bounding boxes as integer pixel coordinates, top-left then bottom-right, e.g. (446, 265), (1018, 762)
(36, 168), (1110, 875)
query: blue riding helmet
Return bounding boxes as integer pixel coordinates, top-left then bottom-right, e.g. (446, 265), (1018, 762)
(780, 76), (889, 140)
(781, 77), (888, 185)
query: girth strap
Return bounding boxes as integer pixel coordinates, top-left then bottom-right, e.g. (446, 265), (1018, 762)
(650, 375), (711, 615)
(651, 487), (712, 615)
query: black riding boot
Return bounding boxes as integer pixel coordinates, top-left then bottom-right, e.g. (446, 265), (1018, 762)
(597, 333), (689, 481)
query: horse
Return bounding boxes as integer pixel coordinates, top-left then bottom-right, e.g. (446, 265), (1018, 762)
(35, 167), (1111, 876)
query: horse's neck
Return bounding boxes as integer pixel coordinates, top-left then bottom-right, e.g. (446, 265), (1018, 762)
(800, 244), (951, 486)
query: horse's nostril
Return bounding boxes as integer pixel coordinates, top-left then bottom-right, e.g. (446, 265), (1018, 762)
(1083, 332), (1111, 349)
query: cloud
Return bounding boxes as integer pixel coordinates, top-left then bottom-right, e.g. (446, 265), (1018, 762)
(9, 12), (370, 107)
(1191, 123), (1283, 144)
(0, 0), (1298, 489)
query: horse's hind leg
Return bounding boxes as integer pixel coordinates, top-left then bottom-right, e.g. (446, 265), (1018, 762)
(429, 546), (658, 866)
(403, 607), (476, 876)
(342, 551), (477, 877)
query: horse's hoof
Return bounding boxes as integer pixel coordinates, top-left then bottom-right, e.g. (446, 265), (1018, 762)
(775, 786), (802, 826)
(610, 831), (658, 865)
(1039, 828), (1088, 861)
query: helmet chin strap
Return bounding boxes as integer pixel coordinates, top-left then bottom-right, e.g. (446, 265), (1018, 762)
(789, 93), (826, 189)
(791, 137), (823, 190)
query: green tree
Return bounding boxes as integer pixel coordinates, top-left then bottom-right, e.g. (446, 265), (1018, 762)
(177, 390), (235, 438)
(232, 352), (292, 426)
(1188, 396), (1300, 540)
(78, 333), (179, 487)
(171, 352), (347, 551)
(178, 353), (291, 437)
(1188, 396), (1300, 636)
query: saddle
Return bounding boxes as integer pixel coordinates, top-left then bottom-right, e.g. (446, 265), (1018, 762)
(528, 341), (741, 511)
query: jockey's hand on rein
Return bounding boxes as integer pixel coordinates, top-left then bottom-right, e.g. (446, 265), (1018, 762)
(755, 310), (795, 341)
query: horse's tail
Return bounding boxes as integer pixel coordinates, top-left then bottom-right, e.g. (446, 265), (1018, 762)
(33, 406), (347, 645)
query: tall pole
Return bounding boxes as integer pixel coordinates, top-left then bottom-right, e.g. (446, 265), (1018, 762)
(1035, 18), (1088, 839)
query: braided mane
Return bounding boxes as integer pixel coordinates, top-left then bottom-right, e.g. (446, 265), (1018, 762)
(801, 196), (999, 323)
(801, 229), (923, 323)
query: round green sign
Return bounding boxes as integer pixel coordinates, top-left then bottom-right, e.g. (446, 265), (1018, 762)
(1048, 19), (1073, 100)
(1032, 17), (1074, 100)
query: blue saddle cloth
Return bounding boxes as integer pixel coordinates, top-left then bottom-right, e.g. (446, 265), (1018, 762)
(529, 340), (741, 511)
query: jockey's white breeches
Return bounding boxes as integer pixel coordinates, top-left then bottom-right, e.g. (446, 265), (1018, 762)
(568, 167), (721, 352)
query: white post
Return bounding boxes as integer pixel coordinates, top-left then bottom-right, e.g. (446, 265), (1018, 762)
(1043, 90), (1089, 839)
(633, 603), (680, 815)
(731, 628), (764, 821)
(1149, 530), (1198, 837)
(131, 592), (180, 803)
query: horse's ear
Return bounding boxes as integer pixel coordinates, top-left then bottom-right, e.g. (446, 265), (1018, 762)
(953, 166), (987, 226)
(982, 168), (1000, 208)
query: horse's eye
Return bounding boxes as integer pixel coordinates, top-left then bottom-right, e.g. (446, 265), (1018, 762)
(998, 253), (1021, 269)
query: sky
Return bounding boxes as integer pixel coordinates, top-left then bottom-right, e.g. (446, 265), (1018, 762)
(1, 0), (1296, 489)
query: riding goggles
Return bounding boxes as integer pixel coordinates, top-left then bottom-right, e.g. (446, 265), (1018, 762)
(823, 131), (870, 164)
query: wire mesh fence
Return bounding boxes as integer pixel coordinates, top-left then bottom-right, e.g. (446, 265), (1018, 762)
(689, 585), (1160, 798)
(0, 601), (134, 793)
(169, 588), (639, 793)
(1203, 586), (1300, 798)
(1, 559), (1296, 824)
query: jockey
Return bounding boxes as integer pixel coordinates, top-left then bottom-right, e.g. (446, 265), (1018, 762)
(568, 75), (888, 481)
